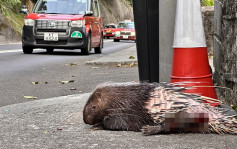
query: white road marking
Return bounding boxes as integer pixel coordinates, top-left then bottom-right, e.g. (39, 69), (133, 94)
(0, 42), (21, 46)
(0, 49), (22, 53)
(0, 49), (42, 54)
(104, 39), (113, 42)
(0, 39), (113, 54)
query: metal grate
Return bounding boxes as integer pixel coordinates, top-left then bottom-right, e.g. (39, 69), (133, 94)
(37, 29), (67, 32)
(35, 20), (70, 29)
(35, 20), (70, 36)
(36, 39), (67, 45)
(121, 31), (131, 35)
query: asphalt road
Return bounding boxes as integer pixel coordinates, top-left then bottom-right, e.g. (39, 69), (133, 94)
(1, 41), (237, 149)
(0, 39), (138, 107)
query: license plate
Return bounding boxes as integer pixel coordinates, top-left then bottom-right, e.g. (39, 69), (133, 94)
(44, 33), (58, 41)
(123, 35), (128, 39)
(106, 30), (111, 33)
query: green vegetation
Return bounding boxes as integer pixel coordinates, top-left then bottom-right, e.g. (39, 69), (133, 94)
(0, 0), (22, 14)
(202, 0), (214, 6)
(120, 0), (132, 7)
(0, 0), (24, 36)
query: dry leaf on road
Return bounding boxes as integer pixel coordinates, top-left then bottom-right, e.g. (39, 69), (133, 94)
(32, 81), (39, 84)
(60, 80), (75, 84)
(23, 96), (38, 99)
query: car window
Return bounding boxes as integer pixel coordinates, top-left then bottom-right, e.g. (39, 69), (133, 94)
(34, 0), (88, 15)
(117, 23), (127, 28)
(104, 25), (116, 28)
(127, 23), (134, 29)
(117, 22), (134, 29)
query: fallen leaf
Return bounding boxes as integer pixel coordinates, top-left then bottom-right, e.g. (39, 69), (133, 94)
(70, 88), (77, 90)
(70, 63), (77, 66)
(116, 64), (122, 67)
(129, 56), (135, 59)
(32, 81), (39, 84)
(91, 67), (99, 69)
(45, 82), (48, 84)
(231, 105), (237, 111)
(57, 128), (62, 131)
(44, 131), (48, 134)
(60, 80), (75, 84)
(209, 55), (213, 59)
(23, 96), (38, 99)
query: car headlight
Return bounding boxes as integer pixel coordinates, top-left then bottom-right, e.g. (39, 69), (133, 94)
(115, 31), (120, 36)
(24, 19), (34, 26)
(131, 32), (136, 36)
(71, 20), (85, 27)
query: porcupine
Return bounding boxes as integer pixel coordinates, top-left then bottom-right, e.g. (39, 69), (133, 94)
(83, 82), (237, 135)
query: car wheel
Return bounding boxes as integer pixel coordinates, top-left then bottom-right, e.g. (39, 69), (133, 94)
(114, 39), (120, 42)
(82, 33), (91, 55)
(23, 46), (33, 54)
(94, 35), (103, 54)
(46, 48), (54, 53)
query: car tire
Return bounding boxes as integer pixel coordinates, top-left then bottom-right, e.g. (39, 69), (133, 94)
(23, 46), (33, 54)
(82, 33), (91, 55)
(94, 35), (103, 54)
(114, 39), (120, 42)
(46, 48), (54, 53)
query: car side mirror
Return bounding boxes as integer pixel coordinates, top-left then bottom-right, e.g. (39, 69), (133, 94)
(84, 11), (93, 16)
(20, 5), (28, 14)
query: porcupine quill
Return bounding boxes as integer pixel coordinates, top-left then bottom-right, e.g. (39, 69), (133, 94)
(83, 82), (237, 135)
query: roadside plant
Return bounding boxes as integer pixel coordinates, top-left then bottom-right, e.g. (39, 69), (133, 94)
(0, 0), (21, 15)
(202, 0), (214, 6)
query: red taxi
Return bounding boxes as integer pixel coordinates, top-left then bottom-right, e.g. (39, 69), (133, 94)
(20, 0), (103, 55)
(102, 24), (117, 38)
(114, 21), (136, 42)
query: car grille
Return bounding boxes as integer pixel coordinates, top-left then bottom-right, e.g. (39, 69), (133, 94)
(121, 31), (131, 35)
(35, 20), (70, 36)
(36, 39), (67, 45)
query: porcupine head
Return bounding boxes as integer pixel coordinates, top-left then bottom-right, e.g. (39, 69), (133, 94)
(83, 82), (157, 131)
(83, 87), (109, 125)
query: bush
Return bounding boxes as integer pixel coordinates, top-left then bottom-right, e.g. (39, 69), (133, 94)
(202, 0), (214, 6)
(0, 0), (21, 14)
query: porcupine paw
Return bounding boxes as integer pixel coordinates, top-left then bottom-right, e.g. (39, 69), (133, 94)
(141, 125), (163, 136)
(90, 124), (104, 131)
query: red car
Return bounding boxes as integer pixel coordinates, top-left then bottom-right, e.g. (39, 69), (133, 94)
(103, 24), (117, 39)
(20, 0), (103, 55)
(114, 21), (136, 42)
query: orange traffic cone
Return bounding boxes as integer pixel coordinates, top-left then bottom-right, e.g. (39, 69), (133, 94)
(170, 0), (219, 106)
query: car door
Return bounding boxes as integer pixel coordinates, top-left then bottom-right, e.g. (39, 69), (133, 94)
(90, 0), (101, 47)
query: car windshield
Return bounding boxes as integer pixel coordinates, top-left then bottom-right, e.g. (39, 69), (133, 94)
(34, 0), (88, 15)
(117, 22), (134, 29)
(104, 25), (116, 28)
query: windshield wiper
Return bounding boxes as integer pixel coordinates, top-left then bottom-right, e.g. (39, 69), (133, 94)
(45, 13), (62, 14)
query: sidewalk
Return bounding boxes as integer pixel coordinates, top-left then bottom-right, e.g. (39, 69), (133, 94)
(0, 47), (236, 149)
(86, 46), (138, 65)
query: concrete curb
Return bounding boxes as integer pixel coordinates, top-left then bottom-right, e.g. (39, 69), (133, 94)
(86, 46), (137, 65)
